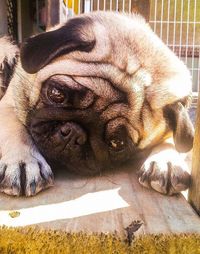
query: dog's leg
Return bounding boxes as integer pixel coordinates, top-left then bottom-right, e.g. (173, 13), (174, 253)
(0, 90), (54, 196)
(138, 138), (191, 195)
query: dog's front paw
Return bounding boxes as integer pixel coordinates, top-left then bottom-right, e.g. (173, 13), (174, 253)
(0, 149), (54, 196)
(138, 149), (191, 195)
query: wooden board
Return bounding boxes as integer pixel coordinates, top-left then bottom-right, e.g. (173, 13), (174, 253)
(189, 92), (200, 214)
(0, 161), (200, 236)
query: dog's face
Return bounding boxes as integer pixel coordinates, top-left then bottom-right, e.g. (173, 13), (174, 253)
(18, 12), (194, 175)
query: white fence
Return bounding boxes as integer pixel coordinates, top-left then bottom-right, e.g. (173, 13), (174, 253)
(64, 0), (200, 93)
(149, 0), (200, 94)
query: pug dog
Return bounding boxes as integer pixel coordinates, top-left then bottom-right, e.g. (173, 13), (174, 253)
(0, 11), (194, 197)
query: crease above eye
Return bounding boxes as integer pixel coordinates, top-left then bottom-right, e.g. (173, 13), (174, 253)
(73, 89), (95, 108)
(42, 76), (96, 109)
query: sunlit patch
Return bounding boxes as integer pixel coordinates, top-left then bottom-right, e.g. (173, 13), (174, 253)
(145, 147), (188, 172)
(0, 188), (129, 227)
(131, 68), (152, 90)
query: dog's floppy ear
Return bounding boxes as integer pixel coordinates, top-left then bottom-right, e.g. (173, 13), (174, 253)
(20, 17), (95, 74)
(163, 101), (194, 152)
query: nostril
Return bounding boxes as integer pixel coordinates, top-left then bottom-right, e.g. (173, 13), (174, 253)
(60, 127), (71, 137)
(60, 122), (87, 146)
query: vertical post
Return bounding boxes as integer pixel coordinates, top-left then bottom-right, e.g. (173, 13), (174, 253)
(17, 0), (22, 43)
(36, 0), (40, 31)
(189, 93), (200, 215)
(46, 0), (60, 30)
(0, 0), (8, 36)
(84, 0), (91, 13)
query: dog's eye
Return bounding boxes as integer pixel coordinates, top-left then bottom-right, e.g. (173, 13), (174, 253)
(109, 139), (125, 151)
(47, 86), (66, 104)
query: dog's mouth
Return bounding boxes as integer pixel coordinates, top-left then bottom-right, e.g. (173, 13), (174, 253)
(29, 115), (138, 175)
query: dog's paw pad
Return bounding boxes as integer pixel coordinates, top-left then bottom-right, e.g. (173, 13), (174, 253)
(138, 151), (191, 195)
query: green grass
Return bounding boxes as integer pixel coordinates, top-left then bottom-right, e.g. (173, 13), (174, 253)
(1, 227), (200, 254)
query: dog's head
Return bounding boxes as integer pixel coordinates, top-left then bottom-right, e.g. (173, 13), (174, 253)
(19, 12), (194, 175)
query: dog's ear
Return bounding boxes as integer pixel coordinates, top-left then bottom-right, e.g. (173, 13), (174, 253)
(163, 101), (194, 152)
(20, 17), (95, 74)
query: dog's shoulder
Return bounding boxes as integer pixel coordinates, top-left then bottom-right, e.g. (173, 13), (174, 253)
(0, 36), (19, 99)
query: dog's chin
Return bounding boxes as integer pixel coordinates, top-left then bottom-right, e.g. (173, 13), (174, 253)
(44, 149), (134, 176)
(49, 156), (104, 176)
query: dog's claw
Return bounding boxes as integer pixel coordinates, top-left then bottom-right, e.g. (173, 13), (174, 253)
(0, 150), (54, 196)
(0, 164), (6, 183)
(138, 150), (191, 195)
(30, 181), (36, 195)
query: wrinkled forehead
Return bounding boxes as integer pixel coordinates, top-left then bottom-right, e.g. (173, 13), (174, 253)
(36, 58), (141, 90)
(34, 56), (149, 107)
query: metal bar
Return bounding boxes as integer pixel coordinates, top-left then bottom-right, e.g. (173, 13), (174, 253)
(128, 0), (131, 13)
(148, 21), (200, 24)
(191, 0), (197, 91)
(84, 0), (91, 13)
(185, 0), (191, 65)
(110, 0), (112, 11)
(91, 0), (93, 11)
(116, 0), (119, 11)
(154, 0), (158, 33)
(78, 0), (81, 14)
(17, 0), (22, 43)
(122, 0), (125, 12)
(104, 0), (106, 10)
(178, 0), (184, 58)
(172, 0), (177, 52)
(160, 0), (164, 40)
(168, 44), (200, 47)
(166, 0), (171, 45)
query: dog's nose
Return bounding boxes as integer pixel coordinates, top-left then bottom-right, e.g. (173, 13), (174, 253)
(60, 122), (87, 146)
